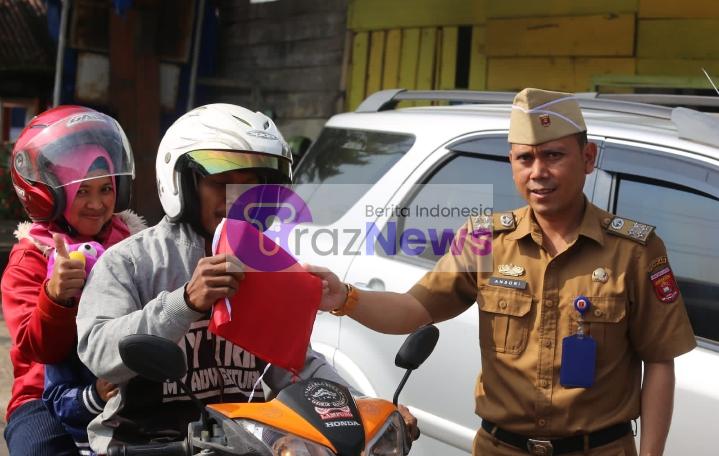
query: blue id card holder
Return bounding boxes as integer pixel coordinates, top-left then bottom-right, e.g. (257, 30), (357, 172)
(560, 296), (597, 388)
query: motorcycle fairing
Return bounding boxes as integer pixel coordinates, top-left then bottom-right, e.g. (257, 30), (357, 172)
(208, 399), (336, 452)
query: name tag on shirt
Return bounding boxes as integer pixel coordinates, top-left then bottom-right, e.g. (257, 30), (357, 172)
(489, 276), (528, 290)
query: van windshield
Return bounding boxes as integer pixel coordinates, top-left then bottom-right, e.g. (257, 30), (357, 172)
(293, 127), (415, 225)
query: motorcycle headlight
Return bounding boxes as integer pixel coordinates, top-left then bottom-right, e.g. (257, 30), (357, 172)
(238, 419), (336, 456)
(363, 411), (406, 456)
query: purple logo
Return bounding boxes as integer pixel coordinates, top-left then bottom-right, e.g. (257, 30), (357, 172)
(227, 184), (312, 271)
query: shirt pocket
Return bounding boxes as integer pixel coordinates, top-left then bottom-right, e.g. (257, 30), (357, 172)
(572, 296), (627, 352)
(477, 286), (533, 355)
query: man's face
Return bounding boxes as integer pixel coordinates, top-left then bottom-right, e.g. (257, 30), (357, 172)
(198, 169), (261, 235)
(509, 135), (597, 218)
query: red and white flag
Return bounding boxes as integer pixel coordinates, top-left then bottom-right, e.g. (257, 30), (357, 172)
(209, 218), (322, 375)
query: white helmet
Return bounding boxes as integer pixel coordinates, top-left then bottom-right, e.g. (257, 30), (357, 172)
(156, 104), (292, 221)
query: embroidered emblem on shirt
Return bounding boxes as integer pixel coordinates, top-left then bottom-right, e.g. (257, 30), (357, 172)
(648, 256), (668, 272)
(649, 264), (680, 304)
(489, 276), (528, 290)
(498, 264), (524, 277)
(592, 267), (608, 283)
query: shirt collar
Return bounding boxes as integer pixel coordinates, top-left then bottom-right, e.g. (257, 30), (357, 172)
(505, 199), (605, 247)
(577, 201), (606, 246)
(505, 206), (533, 241)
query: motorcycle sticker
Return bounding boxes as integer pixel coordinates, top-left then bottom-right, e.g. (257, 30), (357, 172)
(305, 381), (348, 409)
(314, 406), (354, 421)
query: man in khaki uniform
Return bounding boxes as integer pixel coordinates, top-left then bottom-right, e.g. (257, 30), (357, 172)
(311, 88), (696, 455)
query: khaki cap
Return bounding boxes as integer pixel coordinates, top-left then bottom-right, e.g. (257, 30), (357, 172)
(508, 88), (586, 145)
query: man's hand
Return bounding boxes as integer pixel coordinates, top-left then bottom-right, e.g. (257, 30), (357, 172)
(304, 264), (433, 334)
(95, 378), (119, 402)
(185, 254), (245, 312)
(398, 404), (420, 447)
(303, 264), (346, 312)
(46, 234), (86, 304)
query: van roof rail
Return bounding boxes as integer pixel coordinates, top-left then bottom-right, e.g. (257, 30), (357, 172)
(581, 93), (719, 110)
(356, 89), (674, 119)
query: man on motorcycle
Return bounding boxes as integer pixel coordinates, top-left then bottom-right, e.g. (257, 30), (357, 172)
(76, 104), (417, 453)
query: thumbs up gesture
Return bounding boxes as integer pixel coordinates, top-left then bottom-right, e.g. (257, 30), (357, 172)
(46, 234), (87, 304)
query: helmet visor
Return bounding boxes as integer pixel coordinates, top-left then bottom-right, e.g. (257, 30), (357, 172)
(13, 112), (134, 188)
(186, 150), (291, 181)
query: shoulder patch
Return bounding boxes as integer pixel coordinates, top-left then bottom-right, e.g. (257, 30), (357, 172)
(648, 256), (680, 303)
(605, 216), (655, 245)
(493, 212), (516, 232)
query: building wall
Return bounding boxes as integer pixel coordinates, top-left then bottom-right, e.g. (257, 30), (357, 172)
(345, 0), (719, 110)
(198, 0), (349, 140)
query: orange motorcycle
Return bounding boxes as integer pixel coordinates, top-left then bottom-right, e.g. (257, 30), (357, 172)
(107, 325), (439, 456)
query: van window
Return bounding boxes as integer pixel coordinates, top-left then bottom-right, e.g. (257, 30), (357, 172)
(615, 177), (719, 343)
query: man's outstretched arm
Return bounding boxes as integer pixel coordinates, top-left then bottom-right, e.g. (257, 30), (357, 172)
(307, 265), (432, 335)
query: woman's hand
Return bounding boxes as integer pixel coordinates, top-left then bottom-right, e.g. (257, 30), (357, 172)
(46, 234), (86, 304)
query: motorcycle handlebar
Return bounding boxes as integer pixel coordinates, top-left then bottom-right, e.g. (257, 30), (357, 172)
(106, 441), (188, 456)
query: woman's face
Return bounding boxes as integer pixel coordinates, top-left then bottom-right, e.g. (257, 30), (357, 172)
(64, 171), (115, 237)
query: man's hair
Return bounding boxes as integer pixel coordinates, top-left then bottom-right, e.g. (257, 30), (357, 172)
(576, 131), (588, 148)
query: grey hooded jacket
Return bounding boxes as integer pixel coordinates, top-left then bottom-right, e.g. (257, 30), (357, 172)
(77, 217), (348, 453)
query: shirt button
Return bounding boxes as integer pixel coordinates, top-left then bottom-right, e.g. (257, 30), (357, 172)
(544, 300), (554, 307)
(499, 300), (508, 309)
(544, 339), (552, 348)
(540, 379), (549, 388)
(538, 419), (547, 427)
(593, 309), (603, 317)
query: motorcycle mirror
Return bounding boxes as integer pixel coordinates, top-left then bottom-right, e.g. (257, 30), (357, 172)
(395, 324), (439, 370)
(119, 334), (187, 382)
(119, 334), (211, 432)
(393, 325), (439, 405)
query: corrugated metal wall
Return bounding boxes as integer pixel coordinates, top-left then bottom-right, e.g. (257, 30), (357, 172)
(199, 0), (348, 139)
(0, 0), (53, 72)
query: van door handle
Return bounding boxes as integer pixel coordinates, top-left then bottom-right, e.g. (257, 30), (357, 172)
(353, 278), (386, 291)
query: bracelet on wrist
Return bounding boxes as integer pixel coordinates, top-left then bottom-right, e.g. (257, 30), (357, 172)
(330, 283), (359, 316)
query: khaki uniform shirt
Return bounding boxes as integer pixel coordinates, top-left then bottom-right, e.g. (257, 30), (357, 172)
(409, 202), (696, 437)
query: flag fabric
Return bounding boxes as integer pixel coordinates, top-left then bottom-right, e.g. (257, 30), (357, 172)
(209, 218), (322, 374)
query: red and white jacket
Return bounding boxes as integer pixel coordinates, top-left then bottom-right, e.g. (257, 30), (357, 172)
(1, 211), (146, 420)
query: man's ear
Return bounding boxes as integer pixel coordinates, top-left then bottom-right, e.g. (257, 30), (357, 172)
(583, 142), (597, 174)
